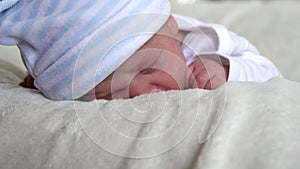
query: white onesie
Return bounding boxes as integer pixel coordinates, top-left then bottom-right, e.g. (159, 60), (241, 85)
(174, 14), (282, 82)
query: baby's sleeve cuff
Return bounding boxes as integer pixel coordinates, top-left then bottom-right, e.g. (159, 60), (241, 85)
(221, 52), (282, 82)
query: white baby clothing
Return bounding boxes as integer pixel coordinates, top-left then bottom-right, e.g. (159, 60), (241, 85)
(174, 14), (281, 82)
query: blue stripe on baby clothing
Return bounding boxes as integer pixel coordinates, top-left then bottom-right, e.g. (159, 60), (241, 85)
(0, 0), (19, 12)
(41, 1), (136, 98)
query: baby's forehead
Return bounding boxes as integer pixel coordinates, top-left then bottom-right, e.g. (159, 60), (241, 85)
(117, 48), (163, 71)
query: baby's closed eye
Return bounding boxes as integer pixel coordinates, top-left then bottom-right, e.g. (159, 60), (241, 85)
(140, 68), (158, 75)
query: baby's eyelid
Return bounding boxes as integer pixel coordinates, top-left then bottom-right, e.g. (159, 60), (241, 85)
(140, 68), (157, 74)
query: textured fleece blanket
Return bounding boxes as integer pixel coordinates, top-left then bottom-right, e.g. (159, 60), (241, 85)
(0, 58), (300, 169)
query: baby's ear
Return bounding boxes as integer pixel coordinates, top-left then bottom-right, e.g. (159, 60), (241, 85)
(166, 15), (179, 34)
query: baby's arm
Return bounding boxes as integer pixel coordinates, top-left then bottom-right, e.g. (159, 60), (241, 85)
(186, 29), (281, 89)
(225, 51), (282, 82)
(219, 30), (282, 82)
(174, 13), (281, 82)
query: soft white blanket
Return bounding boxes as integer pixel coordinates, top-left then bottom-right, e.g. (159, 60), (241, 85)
(1, 58), (300, 169)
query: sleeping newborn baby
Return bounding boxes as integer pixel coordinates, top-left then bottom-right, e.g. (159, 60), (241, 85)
(0, 0), (281, 101)
(80, 16), (230, 100)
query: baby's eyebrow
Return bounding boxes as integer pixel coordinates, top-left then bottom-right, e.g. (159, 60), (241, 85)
(140, 50), (163, 69)
(129, 48), (163, 68)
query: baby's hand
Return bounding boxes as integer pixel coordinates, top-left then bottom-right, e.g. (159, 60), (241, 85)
(188, 59), (229, 90)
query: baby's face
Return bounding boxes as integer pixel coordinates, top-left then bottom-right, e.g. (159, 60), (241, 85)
(80, 16), (228, 101)
(81, 23), (189, 100)
(80, 16), (189, 100)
